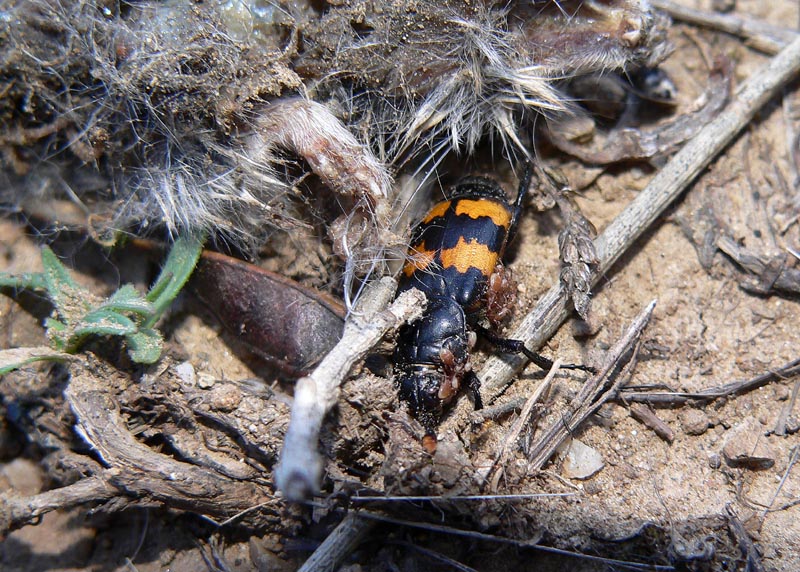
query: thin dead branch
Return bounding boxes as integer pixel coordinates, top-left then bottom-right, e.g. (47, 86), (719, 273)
(617, 356), (800, 405)
(716, 235), (800, 295)
(629, 403), (675, 443)
(761, 445), (800, 519)
(298, 513), (374, 572)
(349, 492), (576, 503)
(389, 540), (479, 572)
(774, 380), (799, 436)
(484, 360), (560, 492)
(65, 357), (276, 519)
(469, 397), (527, 425)
(0, 475), (114, 535)
(456, 33), (800, 419)
(526, 300), (656, 471)
(275, 278), (425, 501)
(0, 354), (287, 537)
(652, 0), (797, 55)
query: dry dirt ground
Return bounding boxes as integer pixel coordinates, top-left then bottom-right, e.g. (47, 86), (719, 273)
(1, 1), (799, 571)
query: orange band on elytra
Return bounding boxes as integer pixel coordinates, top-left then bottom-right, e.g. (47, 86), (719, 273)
(421, 200), (452, 224)
(453, 199), (511, 227)
(439, 237), (499, 275)
(402, 246), (437, 276)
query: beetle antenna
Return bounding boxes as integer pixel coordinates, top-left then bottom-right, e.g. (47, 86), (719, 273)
(508, 160), (533, 243)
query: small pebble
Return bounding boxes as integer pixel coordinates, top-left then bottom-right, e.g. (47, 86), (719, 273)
(583, 480), (602, 495)
(560, 438), (604, 480)
(621, 462), (640, 480)
(773, 384), (790, 401)
(680, 409), (710, 436)
(174, 361), (196, 386)
(722, 417), (775, 470)
(197, 372), (216, 389)
(433, 435), (473, 487)
(208, 384), (243, 412)
(572, 317), (601, 338)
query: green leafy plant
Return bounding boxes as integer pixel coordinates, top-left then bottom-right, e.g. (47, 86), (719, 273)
(0, 236), (203, 374)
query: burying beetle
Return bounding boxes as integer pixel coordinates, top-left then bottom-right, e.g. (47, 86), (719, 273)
(393, 163), (590, 451)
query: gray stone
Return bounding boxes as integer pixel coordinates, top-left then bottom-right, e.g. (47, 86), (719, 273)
(680, 409), (710, 436)
(722, 417), (775, 470)
(561, 438), (605, 480)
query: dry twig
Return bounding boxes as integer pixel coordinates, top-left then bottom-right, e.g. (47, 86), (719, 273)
(484, 360), (560, 492)
(355, 510), (676, 571)
(774, 380), (800, 436)
(0, 476), (114, 535)
(629, 403), (675, 443)
(725, 504), (766, 572)
(652, 0), (796, 55)
(469, 397), (527, 425)
(349, 492), (576, 503)
(0, 356), (287, 537)
(617, 356), (800, 405)
(390, 540), (479, 572)
(297, 513), (374, 572)
(65, 359), (274, 518)
(275, 278), (425, 500)
(761, 446), (800, 519)
(526, 301), (656, 470)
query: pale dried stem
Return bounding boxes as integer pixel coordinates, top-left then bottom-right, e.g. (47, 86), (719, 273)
(618, 356), (800, 405)
(526, 301), (656, 471)
(484, 360), (560, 492)
(628, 403), (675, 443)
(275, 278), (426, 500)
(0, 476), (114, 534)
(775, 379), (800, 436)
(761, 445), (800, 522)
(469, 397), (527, 424)
(652, 0), (796, 55)
(298, 513), (374, 572)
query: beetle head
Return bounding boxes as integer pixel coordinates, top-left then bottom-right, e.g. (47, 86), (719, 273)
(397, 365), (445, 435)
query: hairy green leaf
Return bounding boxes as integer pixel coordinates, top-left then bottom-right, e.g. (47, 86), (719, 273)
(102, 284), (155, 317)
(41, 247), (91, 316)
(0, 347), (74, 375)
(126, 328), (163, 364)
(0, 272), (48, 291)
(144, 235), (203, 328)
(74, 309), (138, 338)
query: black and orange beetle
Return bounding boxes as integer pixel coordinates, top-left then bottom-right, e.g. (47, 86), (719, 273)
(393, 164), (586, 447)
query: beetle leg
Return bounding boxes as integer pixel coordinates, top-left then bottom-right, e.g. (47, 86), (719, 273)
(473, 323), (595, 373)
(465, 370), (483, 410)
(437, 348), (461, 400)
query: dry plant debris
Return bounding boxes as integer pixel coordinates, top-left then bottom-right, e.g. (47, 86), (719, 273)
(275, 278), (424, 500)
